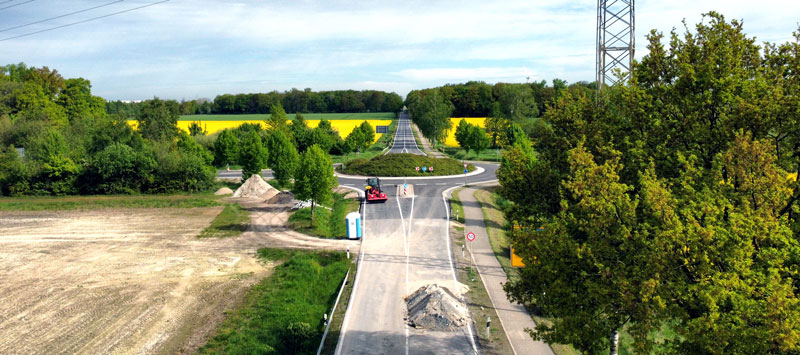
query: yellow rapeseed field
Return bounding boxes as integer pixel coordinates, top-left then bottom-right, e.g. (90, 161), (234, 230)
(127, 119), (393, 143)
(444, 117), (486, 147)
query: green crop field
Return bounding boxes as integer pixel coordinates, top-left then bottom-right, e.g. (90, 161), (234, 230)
(179, 112), (396, 121)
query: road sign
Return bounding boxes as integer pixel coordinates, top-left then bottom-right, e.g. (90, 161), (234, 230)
(466, 232), (476, 241)
(415, 166), (420, 171)
(464, 169), (468, 174)
(429, 166), (433, 172)
(464, 163), (468, 168)
(422, 166), (427, 172)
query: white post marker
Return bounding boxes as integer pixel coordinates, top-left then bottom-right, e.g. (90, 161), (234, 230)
(346, 246), (350, 259)
(466, 231), (476, 270)
(486, 316), (491, 339)
(463, 163), (468, 186)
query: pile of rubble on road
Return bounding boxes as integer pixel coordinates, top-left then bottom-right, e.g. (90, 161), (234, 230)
(405, 284), (470, 331)
(233, 174), (277, 199)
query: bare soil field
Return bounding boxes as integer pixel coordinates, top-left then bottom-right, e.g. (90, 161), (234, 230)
(0, 198), (358, 355)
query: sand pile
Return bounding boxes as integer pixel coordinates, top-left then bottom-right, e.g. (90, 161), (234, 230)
(233, 174), (276, 198)
(405, 284), (470, 331)
(214, 187), (234, 196)
(268, 191), (296, 204)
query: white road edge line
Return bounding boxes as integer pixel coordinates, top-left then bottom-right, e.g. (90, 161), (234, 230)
(442, 186), (479, 354)
(334, 185), (366, 355)
(406, 195), (415, 355)
(395, 190), (410, 355)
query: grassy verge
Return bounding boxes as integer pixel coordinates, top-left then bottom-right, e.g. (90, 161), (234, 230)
(288, 193), (360, 238)
(319, 257), (358, 354)
(473, 189), (513, 276)
(197, 204), (250, 238)
(331, 119), (398, 164)
(450, 189), (514, 354)
(340, 153), (475, 176)
(181, 112), (396, 121)
(443, 147), (502, 162)
(0, 194), (221, 211)
(199, 248), (351, 354)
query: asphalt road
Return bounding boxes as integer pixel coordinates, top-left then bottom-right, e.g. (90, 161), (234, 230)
(386, 112), (426, 155)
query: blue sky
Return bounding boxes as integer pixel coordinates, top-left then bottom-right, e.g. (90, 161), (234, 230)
(2, 0), (799, 101)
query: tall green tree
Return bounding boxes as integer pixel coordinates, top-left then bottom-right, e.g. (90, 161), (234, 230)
(266, 103), (288, 132)
(358, 120), (375, 148)
(293, 144), (336, 221)
(406, 88), (453, 147)
(213, 129), (239, 167)
(137, 97), (179, 141)
(237, 130), (268, 181)
(266, 129), (299, 186)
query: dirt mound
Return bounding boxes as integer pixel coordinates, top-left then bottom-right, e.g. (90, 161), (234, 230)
(233, 174), (275, 198)
(260, 189), (279, 201)
(214, 187), (233, 196)
(268, 191), (295, 204)
(405, 284), (470, 331)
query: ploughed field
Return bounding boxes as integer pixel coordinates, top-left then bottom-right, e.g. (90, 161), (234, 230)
(0, 207), (270, 354)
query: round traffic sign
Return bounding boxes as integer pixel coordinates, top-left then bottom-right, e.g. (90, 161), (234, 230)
(464, 163), (468, 168)
(466, 232), (476, 241)
(415, 166), (420, 171)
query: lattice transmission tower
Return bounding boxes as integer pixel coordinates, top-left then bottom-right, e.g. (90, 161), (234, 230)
(596, 0), (635, 90)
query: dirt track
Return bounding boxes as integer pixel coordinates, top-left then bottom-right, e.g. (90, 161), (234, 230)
(0, 198), (358, 354)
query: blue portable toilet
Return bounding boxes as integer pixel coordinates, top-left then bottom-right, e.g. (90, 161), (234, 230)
(346, 212), (362, 239)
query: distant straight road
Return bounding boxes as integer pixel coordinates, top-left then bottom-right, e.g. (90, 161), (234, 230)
(386, 112), (425, 155)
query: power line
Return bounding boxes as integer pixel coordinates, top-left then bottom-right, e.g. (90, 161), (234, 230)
(1, 0), (125, 33)
(0, 0), (33, 11)
(0, 0), (169, 41)
(0, 0), (19, 5)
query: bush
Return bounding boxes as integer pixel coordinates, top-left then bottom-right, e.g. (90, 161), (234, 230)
(340, 153), (475, 176)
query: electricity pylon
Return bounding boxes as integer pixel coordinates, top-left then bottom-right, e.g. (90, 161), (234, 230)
(596, 0), (635, 90)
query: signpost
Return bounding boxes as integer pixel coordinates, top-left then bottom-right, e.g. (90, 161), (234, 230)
(415, 166), (419, 172)
(422, 166), (427, 172)
(466, 231), (476, 269)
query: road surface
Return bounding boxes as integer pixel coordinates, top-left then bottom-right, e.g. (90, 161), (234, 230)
(386, 112), (426, 155)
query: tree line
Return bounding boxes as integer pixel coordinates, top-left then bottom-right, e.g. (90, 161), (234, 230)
(405, 79), (593, 148)
(107, 88), (404, 117)
(498, 12), (800, 354)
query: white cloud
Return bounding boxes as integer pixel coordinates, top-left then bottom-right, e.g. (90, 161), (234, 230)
(2, 0), (800, 99)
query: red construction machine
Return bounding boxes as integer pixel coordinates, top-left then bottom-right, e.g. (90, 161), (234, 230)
(365, 177), (388, 203)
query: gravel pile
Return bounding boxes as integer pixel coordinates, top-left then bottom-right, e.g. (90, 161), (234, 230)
(214, 187), (233, 196)
(233, 174), (276, 198)
(268, 191), (296, 204)
(405, 284), (470, 331)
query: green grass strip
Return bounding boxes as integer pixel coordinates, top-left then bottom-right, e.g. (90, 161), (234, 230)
(0, 194), (220, 211)
(288, 193), (359, 239)
(197, 204), (250, 238)
(199, 249), (350, 354)
(340, 153), (475, 176)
